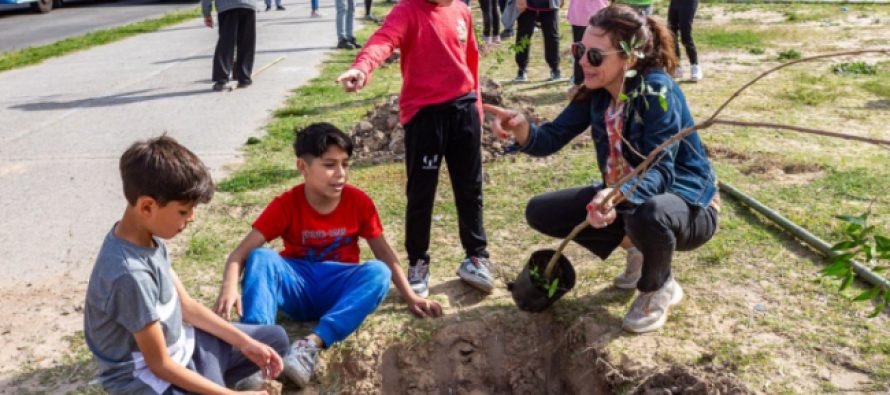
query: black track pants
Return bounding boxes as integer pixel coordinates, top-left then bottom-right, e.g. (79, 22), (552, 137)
(668, 0), (699, 65)
(525, 186), (718, 292)
(403, 95), (488, 262)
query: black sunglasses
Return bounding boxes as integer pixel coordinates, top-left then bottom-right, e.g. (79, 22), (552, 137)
(571, 42), (622, 67)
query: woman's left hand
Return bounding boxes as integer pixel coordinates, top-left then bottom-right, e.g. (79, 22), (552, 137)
(586, 188), (618, 229)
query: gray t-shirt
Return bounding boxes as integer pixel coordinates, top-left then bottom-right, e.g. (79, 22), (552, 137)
(84, 225), (195, 395)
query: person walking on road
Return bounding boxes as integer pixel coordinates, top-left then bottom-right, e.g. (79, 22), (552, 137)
(203, 0), (258, 91)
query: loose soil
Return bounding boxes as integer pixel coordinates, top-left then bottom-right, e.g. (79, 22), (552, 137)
(322, 309), (752, 395)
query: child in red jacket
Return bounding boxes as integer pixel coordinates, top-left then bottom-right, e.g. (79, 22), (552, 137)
(336, 0), (495, 298)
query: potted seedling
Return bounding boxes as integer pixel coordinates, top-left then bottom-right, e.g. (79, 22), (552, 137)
(508, 221), (587, 312)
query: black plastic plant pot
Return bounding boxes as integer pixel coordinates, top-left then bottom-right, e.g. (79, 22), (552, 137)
(508, 249), (576, 313)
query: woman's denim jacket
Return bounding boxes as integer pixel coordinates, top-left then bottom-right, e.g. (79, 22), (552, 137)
(520, 69), (717, 211)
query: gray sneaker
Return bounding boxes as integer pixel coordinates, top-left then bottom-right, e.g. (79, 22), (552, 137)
(622, 276), (684, 333)
(233, 371), (264, 390)
(283, 338), (319, 387)
(613, 247), (643, 289)
(457, 256), (495, 293)
(407, 257), (431, 297)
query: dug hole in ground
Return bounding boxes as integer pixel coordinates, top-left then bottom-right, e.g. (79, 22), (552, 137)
(310, 79), (751, 395)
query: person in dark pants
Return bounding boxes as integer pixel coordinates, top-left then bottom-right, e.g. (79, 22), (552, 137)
(480, 0), (501, 43)
(668, 0), (701, 81)
(566, 0), (607, 97)
(337, 0), (495, 297)
(513, 0), (561, 82)
(202, 0), (258, 91)
(486, 5), (719, 333)
(498, 0), (515, 38)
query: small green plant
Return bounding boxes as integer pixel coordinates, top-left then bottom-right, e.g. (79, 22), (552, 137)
(617, 36), (668, 113)
(778, 49), (802, 61)
(529, 265), (560, 298)
(485, 36), (530, 75)
(821, 214), (890, 317)
(831, 62), (878, 75)
(748, 47), (765, 55)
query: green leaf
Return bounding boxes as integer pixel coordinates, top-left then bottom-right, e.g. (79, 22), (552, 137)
(620, 41), (631, 54)
(875, 235), (890, 253)
(634, 51), (645, 59)
(830, 252), (856, 265)
(547, 278), (560, 298)
(867, 291), (888, 318)
(853, 287), (881, 301)
(872, 266), (888, 273)
(624, 69), (637, 78)
(659, 96), (668, 112)
(831, 240), (859, 251)
(821, 260), (851, 277)
(839, 272), (855, 291)
(618, 93), (629, 101)
(837, 215), (867, 226)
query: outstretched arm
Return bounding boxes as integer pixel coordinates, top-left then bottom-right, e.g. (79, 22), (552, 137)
(366, 235), (442, 318)
(336, 5), (410, 92)
(214, 229), (267, 320)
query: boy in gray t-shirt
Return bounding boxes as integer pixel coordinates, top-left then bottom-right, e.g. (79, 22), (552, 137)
(84, 135), (289, 394)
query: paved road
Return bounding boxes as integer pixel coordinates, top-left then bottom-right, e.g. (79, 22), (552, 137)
(0, 0), (199, 54)
(0, 1), (349, 288)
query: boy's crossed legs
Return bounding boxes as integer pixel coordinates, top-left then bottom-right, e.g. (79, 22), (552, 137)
(239, 248), (391, 386)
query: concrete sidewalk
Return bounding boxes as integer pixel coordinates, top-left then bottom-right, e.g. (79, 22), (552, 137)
(0, 0), (352, 289)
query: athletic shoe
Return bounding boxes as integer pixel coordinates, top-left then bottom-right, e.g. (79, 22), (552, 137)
(283, 338), (319, 387)
(348, 37), (362, 48)
(276, 5), (285, 10)
(457, 256), (495, 293)
(622, 276), (684, 333)
(233, 371), (264, 390)
(513, 70), (528, 82)
(690, 64), (703, 81)
(212, 81), (228, 91)
(337, 39), (356, 49)
(310, 9), (323, 17)
(407, 257), (431, 298)
(549, 69), (562, 81)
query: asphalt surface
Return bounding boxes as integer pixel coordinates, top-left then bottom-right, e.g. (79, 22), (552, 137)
(0, 1), (349, 288)
(0, 0), (199, 54)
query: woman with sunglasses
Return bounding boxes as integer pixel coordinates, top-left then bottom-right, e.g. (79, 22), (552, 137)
(485, 4), (719, 333)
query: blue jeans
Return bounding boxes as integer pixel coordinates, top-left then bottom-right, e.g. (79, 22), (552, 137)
(335, 0), (356, 40)
(311, 0), (318, 10)
(240, 248), (391, 347)
(265, 0), (282, 7)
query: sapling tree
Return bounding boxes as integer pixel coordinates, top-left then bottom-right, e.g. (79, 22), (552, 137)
(822, 214), (890, 317)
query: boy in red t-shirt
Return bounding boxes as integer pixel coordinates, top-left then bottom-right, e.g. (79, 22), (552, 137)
(213, 123), (442, 388)
(335, 0), (495, 299)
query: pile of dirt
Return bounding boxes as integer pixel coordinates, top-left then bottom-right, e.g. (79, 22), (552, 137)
(320, 313), (753, 395)
(348, 78), (554, 165)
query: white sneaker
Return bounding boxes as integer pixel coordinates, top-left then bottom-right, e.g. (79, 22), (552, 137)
(622, 276), (684, 333)
(613, 247), (643, 289)
(673, 66), (684, 80)
(690, 64), (703, 81)
(283, 338), (319, 387)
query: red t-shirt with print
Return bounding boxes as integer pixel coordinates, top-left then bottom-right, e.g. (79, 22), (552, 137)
(252, 184), (384, 263)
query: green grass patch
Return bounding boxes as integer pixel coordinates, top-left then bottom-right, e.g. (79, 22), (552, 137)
(832, 62), (878, 76)
(862, 79), (890, 99)
(0, 7), (200, 73)
(696, 28), (768, 49)
(777, 49), (802, 61)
